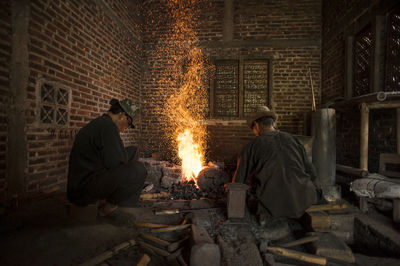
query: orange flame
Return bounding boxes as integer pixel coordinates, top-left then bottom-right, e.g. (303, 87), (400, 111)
(177, 129), (203, 183)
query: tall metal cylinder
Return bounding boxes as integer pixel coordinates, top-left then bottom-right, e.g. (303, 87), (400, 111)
(311, 108), (336, 187)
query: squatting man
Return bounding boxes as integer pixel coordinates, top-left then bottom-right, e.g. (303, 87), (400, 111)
(67, 98), (147, 225)
(233, 106), (319, 235)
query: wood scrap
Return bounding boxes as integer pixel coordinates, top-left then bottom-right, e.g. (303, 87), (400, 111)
(154, 209), (180, 215)
(138, 240), (170, 257)
(151, 224), (191, 233)
(136, 254), (151, 266)
(177, 254), (188, 266)
(167, 235), (190, 252)
(139, 232), (170, 247)
(166, 247), (183, 261)
(305, 211), (331, 232)
(267, 247), (326, 265)
(279, 235), (319, 248)
(306, 203), (347, 212)
(134, 222), (169, 228)
(79, 239), (136, 266)
(140, 192), (169, 200)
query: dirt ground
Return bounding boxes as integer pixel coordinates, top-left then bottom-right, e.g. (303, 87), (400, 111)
(0, 192), (183, 266)
(1, 191), (400, 266)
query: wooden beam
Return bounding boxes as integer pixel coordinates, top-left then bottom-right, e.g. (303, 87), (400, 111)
(336, 164), (368, 178)
(360, 103), (369, 171)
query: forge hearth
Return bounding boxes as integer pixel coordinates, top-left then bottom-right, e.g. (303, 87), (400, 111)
(139, 157), (229, 199)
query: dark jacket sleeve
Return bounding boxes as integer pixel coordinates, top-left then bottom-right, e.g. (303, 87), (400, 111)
(100, 124), (128, 169)
(233, 141), (254, 184)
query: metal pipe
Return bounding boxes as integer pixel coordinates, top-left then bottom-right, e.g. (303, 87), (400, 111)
(311, 109), (336, 187)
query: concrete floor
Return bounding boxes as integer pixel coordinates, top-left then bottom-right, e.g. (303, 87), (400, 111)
(1, 192), (400, 266)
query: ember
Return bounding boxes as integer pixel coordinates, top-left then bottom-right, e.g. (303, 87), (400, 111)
(150, 0), (211, 184)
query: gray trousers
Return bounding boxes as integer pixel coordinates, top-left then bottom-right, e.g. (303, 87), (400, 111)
(78, 146), (147, 207)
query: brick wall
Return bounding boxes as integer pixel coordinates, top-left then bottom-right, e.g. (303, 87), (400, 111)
(0, 0), (12, 198)
(321, 35), (344, 104)
(233, 0), (321, 40)
(141, 0), (322, 164)
(322, 0), (398, 172)
(21, 0), (142, 193)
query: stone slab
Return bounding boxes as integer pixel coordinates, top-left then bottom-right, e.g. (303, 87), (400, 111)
(190, 243), (220, 266)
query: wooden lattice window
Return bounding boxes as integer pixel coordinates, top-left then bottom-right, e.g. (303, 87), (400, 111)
(353, 25), (374, 97)
(243, 60), (269, 117)
(385, 6), (400, 92)
(214, 60), (239, 117)
(211, 58), (271, 118)
(37, 82), (71, 127)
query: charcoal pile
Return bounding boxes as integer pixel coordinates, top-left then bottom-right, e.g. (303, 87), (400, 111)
(169, 181), (208, 200)
(169, 180), (226, 200)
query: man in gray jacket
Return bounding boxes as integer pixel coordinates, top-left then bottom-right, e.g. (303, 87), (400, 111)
(233, 106), (317, 220)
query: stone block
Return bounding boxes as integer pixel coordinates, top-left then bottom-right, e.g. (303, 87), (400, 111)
(354, 213), (400, 257)
(189, 198), (214, 210)
(191, 225), (214, 244)
(160, 175), (181, 189)
(307, 232), (355, 263)
(192, 209), (212, 228)
(162, 166), (182, 177)
(143, 163), (162, 185)
(190, 243), (220, 266)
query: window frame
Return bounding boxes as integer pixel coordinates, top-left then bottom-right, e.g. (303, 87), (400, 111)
(35, 78), (72, 128)
(209, 55), (273, 119)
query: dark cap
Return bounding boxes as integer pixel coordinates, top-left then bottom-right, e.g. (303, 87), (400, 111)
(114, 98), (139, 129)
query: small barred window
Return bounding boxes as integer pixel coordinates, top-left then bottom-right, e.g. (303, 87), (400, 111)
(37, 81), (71, 127)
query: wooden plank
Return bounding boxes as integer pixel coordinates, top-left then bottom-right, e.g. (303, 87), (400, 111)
(151, 224), (191, 233)
(360, 103), (369, 171)
(134, 222), (169, 228)
(306, 211), (331, 232)
(136, 254), (151, 266)
(137, 241), (170, 257)
(279, 235), (319, 248)
(167, 235), (190, 252)
(306, 203), (347, 213)
(267, 247), (326, 265)
(139, 233), (170, 247)
(80, 239), (136, 266)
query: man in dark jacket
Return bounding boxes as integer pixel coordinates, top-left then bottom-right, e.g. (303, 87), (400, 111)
(233, 106), (317, 220)
(67, 98), (147, 223)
